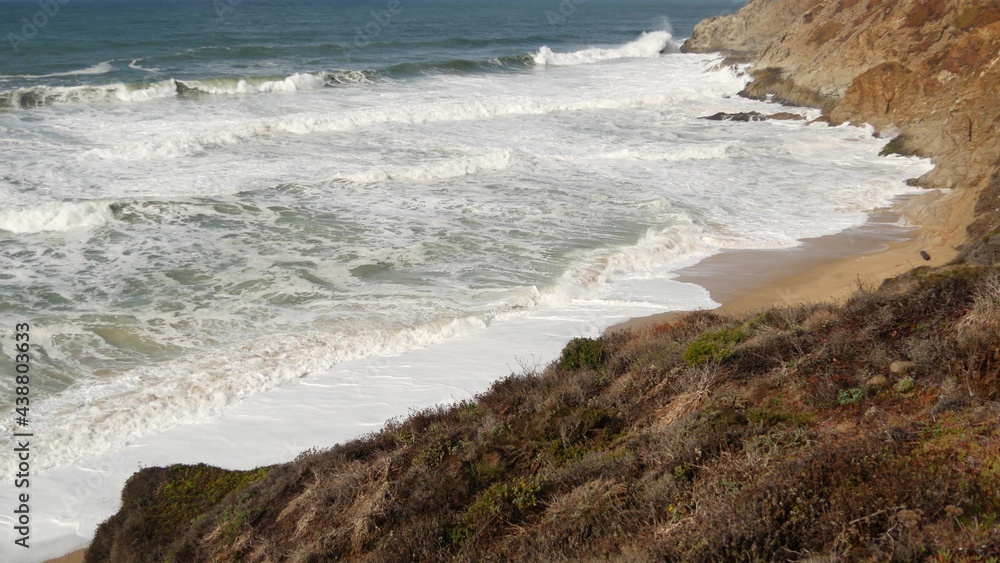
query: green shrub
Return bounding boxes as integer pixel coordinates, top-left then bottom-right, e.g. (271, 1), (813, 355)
(896, 376), (915, 393)
(456, 476), (544, 545)
(560, 337), (604, 370)
(837, 387), (865, 406)
(682, 327), (747, 366)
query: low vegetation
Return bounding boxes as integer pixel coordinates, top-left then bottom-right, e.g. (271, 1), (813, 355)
(87, 464), (270, 561)
(87, 243), (1000, 561)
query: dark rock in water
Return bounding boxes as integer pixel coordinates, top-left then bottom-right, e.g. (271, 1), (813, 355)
(879, 134), (921, 158)
(920, 250), (931, 261)
(701, 111), (806, 122)
(174, 80), (207, 98)
(703, 111), (768, 122)
(768, 112), (807, 121)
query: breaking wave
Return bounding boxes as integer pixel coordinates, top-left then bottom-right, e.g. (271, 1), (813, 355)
(332, 150), (515, 184)
(549, 215), (708, 302)
(0, 70), (384, 110)
(533, 31), (679, 66)
(1, 31), (685, 113)
(0, 200), (115, 234)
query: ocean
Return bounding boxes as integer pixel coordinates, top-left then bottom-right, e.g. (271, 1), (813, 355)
(0, 0), (933, 558)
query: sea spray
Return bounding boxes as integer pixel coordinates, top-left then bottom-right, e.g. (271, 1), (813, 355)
(533, 30), (679, 65)
(0, 200), (115, 234)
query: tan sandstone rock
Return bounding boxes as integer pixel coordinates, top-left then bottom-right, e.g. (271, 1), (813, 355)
(683, 0), (1000, 247)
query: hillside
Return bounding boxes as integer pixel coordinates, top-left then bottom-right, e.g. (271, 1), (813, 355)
(86, 260), (1000, 560)
(85, 0), (1000, 560)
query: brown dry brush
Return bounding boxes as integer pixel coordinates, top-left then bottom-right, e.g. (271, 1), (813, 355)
(86, 261), (1000, 562)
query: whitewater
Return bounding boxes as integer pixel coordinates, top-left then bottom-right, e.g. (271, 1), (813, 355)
(0, 2), (934, 559)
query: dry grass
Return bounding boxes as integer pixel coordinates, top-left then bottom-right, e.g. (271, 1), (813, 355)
(87, 262), (1000, 562)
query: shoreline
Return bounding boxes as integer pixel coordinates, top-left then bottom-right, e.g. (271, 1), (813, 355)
(41, 196), (958, 563)
(42, 200), (957, 563)
(44, 552), (83, 563)
(612, 192), (959, 332)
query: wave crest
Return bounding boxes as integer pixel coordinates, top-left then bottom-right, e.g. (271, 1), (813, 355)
(0, 70), (384, 111)
(332, 150), (515, 184)
(0, 201), (115, 234)
(533, 31), (678, 66)
(549, 215), (708, 302)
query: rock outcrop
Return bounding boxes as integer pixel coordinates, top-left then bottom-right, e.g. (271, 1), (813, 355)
(701, 110), (807, 121)
(684, 0), (1000, 244)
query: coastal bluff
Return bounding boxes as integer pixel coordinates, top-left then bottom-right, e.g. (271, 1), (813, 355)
(684, 0), (1000, 248)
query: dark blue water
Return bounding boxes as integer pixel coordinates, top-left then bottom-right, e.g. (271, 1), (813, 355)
(1, 0), (744, 92)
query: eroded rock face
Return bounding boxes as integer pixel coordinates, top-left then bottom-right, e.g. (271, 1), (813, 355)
(684, 0), (1000, 242)
(681, 0), (817, 59)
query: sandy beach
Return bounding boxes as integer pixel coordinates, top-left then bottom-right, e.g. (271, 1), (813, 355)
(612, 192), (960, 331)
(44, 552), (83, 563)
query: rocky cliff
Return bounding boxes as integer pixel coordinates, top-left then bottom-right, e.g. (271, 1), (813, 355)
(685, 0), (1000, 246)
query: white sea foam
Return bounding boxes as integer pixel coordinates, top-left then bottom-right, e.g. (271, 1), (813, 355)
(5, 306), (538, 480)
(0, 201), (114, 233)
(0, 209), (717, 481)
(0, 70), (357, 111)
(128, 59), (161, 72)
(0, 81), (175, 109)
(30, 61), (114, 78)
(533, 31), (677, 66)
(333, 149), (515, 184)
(599, 143), (734, 162)
(86, 88), (745, 161)
(548, 216), (709, 302)
(326, 69), (380, 85)
(178, 72), (328, 95)
(119, 80), (180, 102)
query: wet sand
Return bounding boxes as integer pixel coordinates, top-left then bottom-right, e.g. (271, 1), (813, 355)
(611, 203), (959, 332)
(45, 550), (83, 563)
